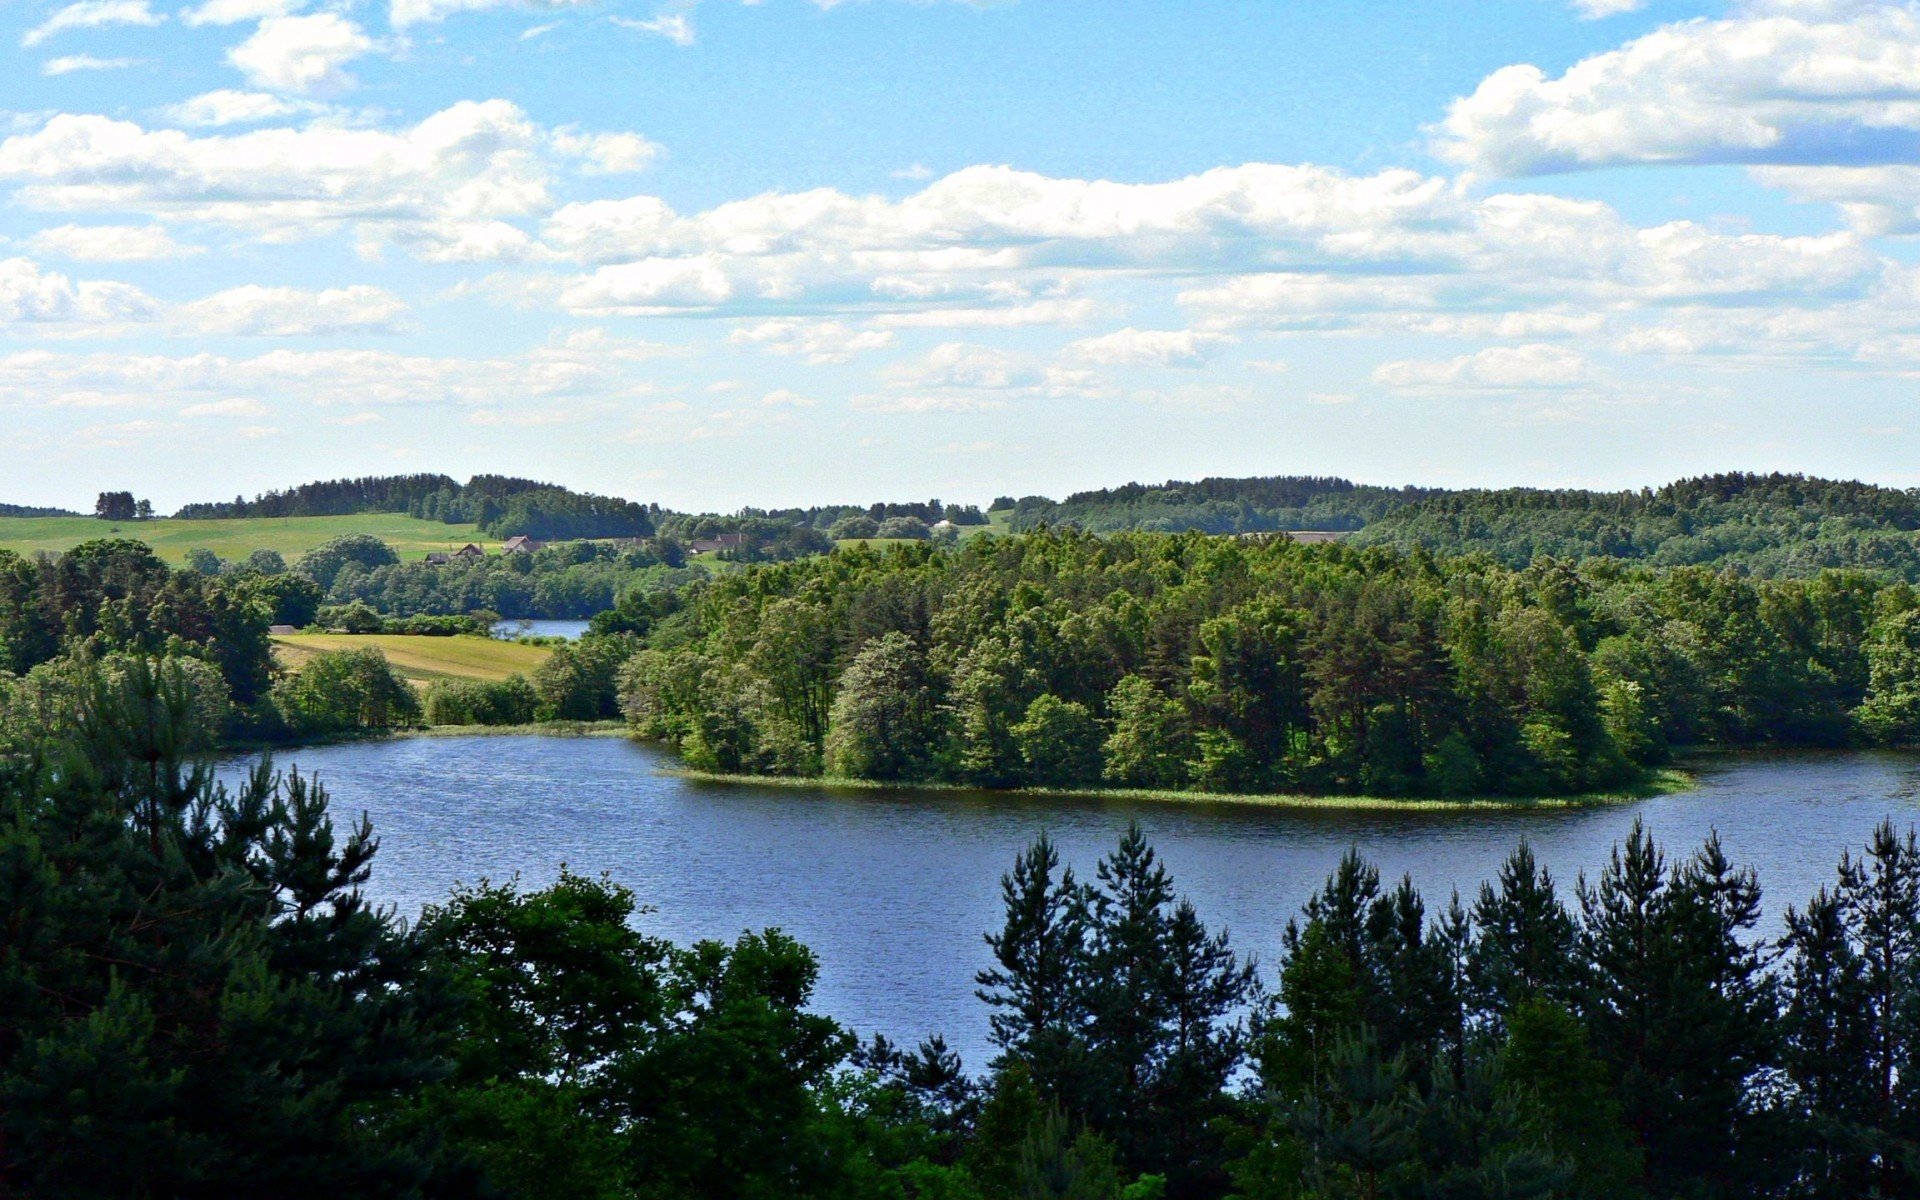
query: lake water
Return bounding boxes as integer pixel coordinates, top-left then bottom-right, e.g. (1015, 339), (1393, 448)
(490, 619), (591, 641)
(225, 736), (1920, 1069)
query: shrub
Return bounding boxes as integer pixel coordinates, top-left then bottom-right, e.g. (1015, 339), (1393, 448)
(274, 647), (421, 734)
(425, 675), (539, 726)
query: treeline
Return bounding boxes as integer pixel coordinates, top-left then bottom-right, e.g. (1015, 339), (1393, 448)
(173, 473), (659, 540)
(1352, 471), (1920, 579)
(0, 501), (79, 517)
(289, 532), (694, 619)
(10, 671), (1920, 1197)
(1001, 476), (1439, 536)
(613, 530), (1920, 797)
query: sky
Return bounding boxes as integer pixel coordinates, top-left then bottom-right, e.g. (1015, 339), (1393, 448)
(5, 0), (1920, 511)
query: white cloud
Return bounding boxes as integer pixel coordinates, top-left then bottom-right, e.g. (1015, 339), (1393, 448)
(730, 318), (893, 363)
(0, 257), (157, 325)
(1570, 0), (1644, 15)
(179, 395), (265, 416)
(177, 284), (409, 336)
(389, 0), (594, 27)
(1373, 344), (1592, 389)
(181, 0), (298, 25)
(612, 12), (695, 45)
(1436, 2), (1920, 175)
(550, 128), (662, 174)
(161, 90), (306, 126)
(0, 101), (558, 245)
(26, 224), (200, 261)
(1067, 327), (1231, 368)
(227, 13), (373, 94)
(42, 55), (140, 74)
(22, 0), (162, 47)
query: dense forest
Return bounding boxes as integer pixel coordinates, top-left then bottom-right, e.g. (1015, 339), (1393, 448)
(8, 666), (1920, 1198)
(172, 473), (659, 541)
(1351, 473), (1920, 577)
(1000, 477), (1440, 535)
(607, 530), (1920, 798)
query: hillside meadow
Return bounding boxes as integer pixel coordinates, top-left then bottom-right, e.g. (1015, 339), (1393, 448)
(269, 632), (553, 686)
(0, 514), (496, 566)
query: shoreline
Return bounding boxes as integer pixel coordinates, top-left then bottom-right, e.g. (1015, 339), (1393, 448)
(659, 764), (1697, 812)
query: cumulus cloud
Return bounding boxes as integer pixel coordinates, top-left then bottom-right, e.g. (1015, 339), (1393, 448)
(1373, 344), (1592, 389)
(1436, 2), (1920, 175)
(730, 318), (894, 363)
(1067, 327), (1232, 368)
(1570, 0), (1645, 15)
(0, 101), (559, 244)
(550, 128), (662, 174)
(42, 54), (140, 74)
(227, 13), (373, 94)
(22, 0), (162, 47)
(177, 284), (409, 336)
(0, 257), (157, 325)
(160, 90), (309, 126)
(26, 223), (201, 261)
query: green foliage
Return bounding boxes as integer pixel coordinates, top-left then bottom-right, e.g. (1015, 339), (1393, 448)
(273, 646), (422, 733)
(823, 632), (942, 781)
(532, 634), (635, 721)
(296, 533), (402, 590)
(0, 659), (446, 1196)
(1014, 694), (1104, 787)
(626, 531), (1920, 797)
(424, 673), (540, 725)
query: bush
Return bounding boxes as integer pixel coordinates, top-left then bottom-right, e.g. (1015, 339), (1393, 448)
(829, 515), (881, 540)
(533, 636), (635, 721)
(425, 675), (539, 726)
(874, 516), (931, 540)
(274, 647), (421, 734)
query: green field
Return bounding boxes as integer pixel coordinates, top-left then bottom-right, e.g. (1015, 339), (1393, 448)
(0, 514), (496, 566)
(271, 633), (553, 686)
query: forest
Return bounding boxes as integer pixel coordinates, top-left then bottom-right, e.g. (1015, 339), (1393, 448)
(5, 661), (1920, 1199)
(609, 529), (1920, 798)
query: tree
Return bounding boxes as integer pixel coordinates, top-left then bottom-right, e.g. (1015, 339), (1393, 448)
(1495, 998), (1640, 1200)
(1103, 676), (1194, 790)
(0, 658), (446, 1196)
(185, 547), (224, 576)
(296, 534), (401, 591)
(824, 632), (942, 781)
(1014, 694), (1105, 787)
(1467, 842), (1577, 1024)
(979, 835), (1090, 1104)
(92, 491), (139, 521)
(273, 646), (421, 733)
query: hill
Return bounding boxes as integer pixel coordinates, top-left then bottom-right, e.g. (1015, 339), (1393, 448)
(0, 513), (497, 566)
(1347, 472), (1920, 576)
(997, 475), (1441, 534)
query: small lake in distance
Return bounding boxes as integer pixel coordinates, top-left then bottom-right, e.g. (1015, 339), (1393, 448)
(224, 736), (1920, 1069)
(490, 619), (591, 641)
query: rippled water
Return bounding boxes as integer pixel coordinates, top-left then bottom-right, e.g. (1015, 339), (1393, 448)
(224, 736), (1920, 1068)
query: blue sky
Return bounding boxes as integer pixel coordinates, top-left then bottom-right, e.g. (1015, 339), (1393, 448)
(3, 0), (1918, 511)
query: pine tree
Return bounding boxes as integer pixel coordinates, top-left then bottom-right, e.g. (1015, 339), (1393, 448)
(979, 834), (1092, 1106)
(1468, 841), (1578, 1026)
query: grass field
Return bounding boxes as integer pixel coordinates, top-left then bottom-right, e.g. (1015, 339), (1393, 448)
(0, 514), (496, 566)
(271, 633), (553, 686)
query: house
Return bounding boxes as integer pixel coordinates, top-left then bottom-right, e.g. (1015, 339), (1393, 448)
(502, 536), (545, 555)
(687, 533), (747, 556)
(425, 552), (451, 565)
(268, 624), (298, 636)
(932, 519), (957, 532)
(453, 543), (485, 559)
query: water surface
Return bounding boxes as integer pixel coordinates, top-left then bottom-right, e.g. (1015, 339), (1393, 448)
(231, 737), (1920, 1068)
(490, 619), (591, 640)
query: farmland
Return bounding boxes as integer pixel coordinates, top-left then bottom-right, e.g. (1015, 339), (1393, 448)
(0, 514), (495, 566)
(270, 633), (553, 686)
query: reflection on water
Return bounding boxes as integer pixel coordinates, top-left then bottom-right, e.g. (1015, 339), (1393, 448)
(223, 737), (1920, 1068)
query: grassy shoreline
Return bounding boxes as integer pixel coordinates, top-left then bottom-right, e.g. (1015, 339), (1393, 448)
(659, 765), (1696, 812)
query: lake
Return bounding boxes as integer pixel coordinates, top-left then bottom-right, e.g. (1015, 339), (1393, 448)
(227, 736), (1920, 1069)
(490, 618), (592, 641)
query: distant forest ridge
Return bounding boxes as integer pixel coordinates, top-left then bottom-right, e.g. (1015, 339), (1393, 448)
(0, 503), (80, 518)
(18, 468), (1920, 578)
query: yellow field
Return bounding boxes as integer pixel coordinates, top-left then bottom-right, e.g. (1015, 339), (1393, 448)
(0, 514), (496, 566)
(271, 634), (554, 686)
